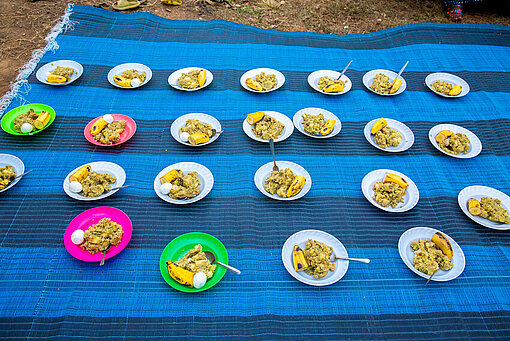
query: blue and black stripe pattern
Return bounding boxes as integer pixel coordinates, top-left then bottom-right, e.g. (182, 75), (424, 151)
(1, 5), (509, 340)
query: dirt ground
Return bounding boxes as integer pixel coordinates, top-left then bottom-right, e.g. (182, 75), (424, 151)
(0, 0), (509, 98)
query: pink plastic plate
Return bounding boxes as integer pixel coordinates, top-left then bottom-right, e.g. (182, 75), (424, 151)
(84, 114), (136, 146)
(64, 206), (133, 262)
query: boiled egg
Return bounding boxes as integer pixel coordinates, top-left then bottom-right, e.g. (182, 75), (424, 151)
(21, 123), (33, 133)
(69, 181), (83, 193)
(179, 132), (190, 142)
(71, 229), (85, 245)
(103, 114), (114, 124)
(193, 272), (207, 289)
(160, 182), (173, 195)
(131, 78), (141, 87)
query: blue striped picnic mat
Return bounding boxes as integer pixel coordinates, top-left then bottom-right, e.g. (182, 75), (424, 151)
(0, 4), (509, 340)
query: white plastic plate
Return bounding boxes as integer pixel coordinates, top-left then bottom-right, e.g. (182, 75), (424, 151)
(398, 226), (465, 282)
(361, 169), (419, 212)
(293, 108), (342, 139)
(63, 162), (126, 201)
(240, 68), (285, 93)
(0, 154), (25, 193)
(307, 70), (352, 95)
(36, 60), (83, 86)
(254, 161), (311, 201)
(282, 229), (349, 286)
(428, 124), (482, 159)
(364, 118), (414, 152)
(458, 185), (510, 230)
(243, 111), (293, 143)
(362, 69), (407, 96)
(170, 113), (221, 147)
(425, 72), (470, 98)
(107, 63), (152, 89)
(167, 67), (213, 91)
(154, 162), (214, 205)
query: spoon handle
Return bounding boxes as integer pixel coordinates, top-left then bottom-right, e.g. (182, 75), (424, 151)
(14, 170), (33, 179)
(215, 260), (241, 275)
(395, 60), (409, 79)
(100, 252), (107, 266)
(335, 257), (370, 264)
(269, 138), (277, 168)
(111, 184), (133, 191)
(337, 60), (353, 80)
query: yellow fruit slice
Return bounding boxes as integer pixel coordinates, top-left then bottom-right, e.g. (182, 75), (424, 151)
(371, 118), (387, 135)
(431, 232), (453, 259)
(198, 69), (206, 87)
(247, 111), (265, 125)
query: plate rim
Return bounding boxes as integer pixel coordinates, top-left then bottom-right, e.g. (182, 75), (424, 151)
(83, 114), (137, 147)
(362, 69), (407, 96)
(153, 162), (214, 205)
(0, 154), (25, 193)
(307, 70), (352, 96)
(361, 168), (419, 213)
(170, 113), (222, 147)
(35, 59), (84, 86)
(457, 185), (510, 230)
(398, 226), (466, 281)
(1, 103), (56, 136)
(107, 62), (153, 89)
(167, 67), (214, 91)
(239, 68), (285, 93)
(253, 161), (312, 201)
(62, 161), (126, 201)
(428, 123), (482, 159)
(363, 118), (415, 152)
(281, 229), (349, 286)
(242, 110), (294, 143)
(292, 107), (342, 139)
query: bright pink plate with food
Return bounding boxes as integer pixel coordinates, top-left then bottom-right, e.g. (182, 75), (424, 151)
(84, 114), (136, 146)
(64, 206), (133, 262)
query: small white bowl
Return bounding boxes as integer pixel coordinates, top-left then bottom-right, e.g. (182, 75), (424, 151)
(364, 118), (414, 152)
(307, 70), (352, 95)
(243, 111), (294, 143)
(458, 185), (510, 230)
(168, 67), (213, 91)
(107, 63), (152, 89)
(0, 154), (25, 193)
(363, 69), (407, 96)
(170, 113), (221, 147)
(425, 72), (470, 98)
(240, 68), (285, 93)
(293, 108), (341, 139)
(428, 124), (482, 159)
(254, 161), (311, 201)
(36, 60), (83, 86)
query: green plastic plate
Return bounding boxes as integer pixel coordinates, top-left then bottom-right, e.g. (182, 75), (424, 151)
(159, 232), (228, 293)
(1, 103), (56, 135)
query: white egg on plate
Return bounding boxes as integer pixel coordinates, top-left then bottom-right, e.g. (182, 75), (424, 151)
(131, 78), (141, 87)
(193, 272), (207, 289)
(103, 114), (114, 124)
(179, 132), (190, 142)
(21, 123), (33, 133)
(69, 181), (83, 193)
(71, 229), (85, 245)
(160, 182), (173, 195)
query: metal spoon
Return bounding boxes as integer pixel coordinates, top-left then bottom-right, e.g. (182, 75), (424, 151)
(211, 129), (223, 136)
(110, 184), (133, 192)
(336, 60), (353, 80)
(425, 272), (435, 286)
(14, 170), (33, 179)
(100, 243), (111, 266)
(269, 138), (279, 172)
(203, 250), (241, 275)
(390, 60), (409, 87)
(330, 251), (370, 264)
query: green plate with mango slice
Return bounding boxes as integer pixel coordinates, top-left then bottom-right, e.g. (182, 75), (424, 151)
(159, 232), (228, 293)
(1, 103), (56, 135)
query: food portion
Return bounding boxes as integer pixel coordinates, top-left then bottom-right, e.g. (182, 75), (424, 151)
(301, 112), (335, 136)
(166, 244), (216, 289)
(293, 239), (335, 279)
(372, 172), (408, 208)
(430, 80), (462, 96)
(113, 69), (146, 87)
(12, 108), (51, 133)
(177, 69), (207, 89)
(410, 232), (454, 276)
(179, 119), (214, 145)
(69, 165), (116, 198)
(435, 130), (470, 155)
(370, 73), (392, 94)
(264, 168), (305, 198)
(318, 76), (345, 93)
(80, 218), (124, 255)
(159, 169), (201, 200)
(48, 66), (75, 83)
(0, 165), (16, 190)
(468, 197), (510, 224)
(251, 113), (284, 140)
(90, 114), (126, 145)
(71, 229), (85, 245)
(245, 72), (277, 91)
(370, 118), (402, 148)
